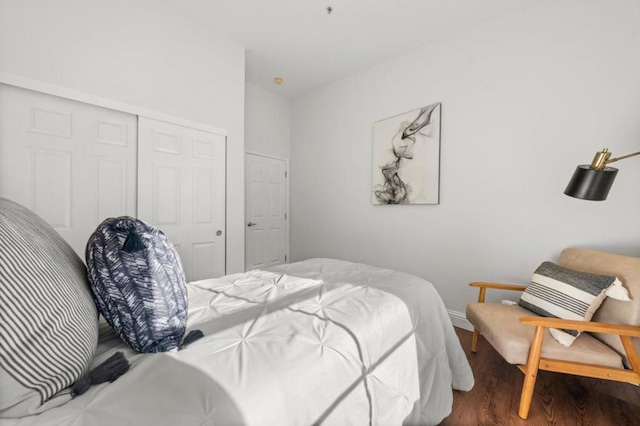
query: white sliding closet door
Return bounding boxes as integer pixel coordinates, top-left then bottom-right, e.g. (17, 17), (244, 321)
(0, 84), (137, 258)
(137, 117), (226, 282)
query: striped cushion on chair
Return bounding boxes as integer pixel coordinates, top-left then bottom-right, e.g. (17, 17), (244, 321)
(518, 261), (630, 346)
(0, 198), (98, 418)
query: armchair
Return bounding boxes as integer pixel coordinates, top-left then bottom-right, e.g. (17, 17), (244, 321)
(466, 247), (640, 419)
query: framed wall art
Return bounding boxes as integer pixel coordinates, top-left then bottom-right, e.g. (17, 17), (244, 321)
(372, 102), (441, 205)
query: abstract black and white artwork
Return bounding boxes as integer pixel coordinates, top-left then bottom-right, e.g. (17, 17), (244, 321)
(372, 103), (441, 205)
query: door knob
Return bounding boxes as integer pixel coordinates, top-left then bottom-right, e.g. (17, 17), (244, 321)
(247, 222), (257, 227)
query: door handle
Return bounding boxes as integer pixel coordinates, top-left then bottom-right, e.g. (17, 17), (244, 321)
(247, 222), (257, 227)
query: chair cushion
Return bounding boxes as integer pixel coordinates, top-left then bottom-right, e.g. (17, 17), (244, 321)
(466, 302), (623, 368)
(0, 198), (98, 418)
(85, 216), (188, 353)
(559, 248), (640, 367)
(518, 261), (629, 346)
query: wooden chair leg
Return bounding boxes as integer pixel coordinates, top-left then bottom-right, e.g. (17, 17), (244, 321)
(471, 328), (480, 353)
(518, 325), (545, 419)
(470, 287), (487, 354)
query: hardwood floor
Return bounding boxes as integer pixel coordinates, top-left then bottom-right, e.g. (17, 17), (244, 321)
(440, 328), (640, 425)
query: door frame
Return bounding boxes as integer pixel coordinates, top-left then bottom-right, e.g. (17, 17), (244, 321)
(244, 150), (290, 271)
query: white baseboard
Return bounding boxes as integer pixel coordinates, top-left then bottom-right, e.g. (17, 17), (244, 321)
(448, 309), (473, 331)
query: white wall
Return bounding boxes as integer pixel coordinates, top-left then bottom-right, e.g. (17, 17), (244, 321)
(290, 0), (640, 316)
(245, 83), (291, 159)
(0, 0), (247, 273)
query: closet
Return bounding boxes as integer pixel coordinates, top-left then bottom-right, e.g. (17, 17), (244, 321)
(0, 83), (226, 281)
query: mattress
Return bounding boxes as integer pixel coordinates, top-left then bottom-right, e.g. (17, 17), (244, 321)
(5, 258), (474, 425)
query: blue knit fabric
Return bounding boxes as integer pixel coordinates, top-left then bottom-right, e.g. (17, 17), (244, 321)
(86, 217), (187, 353)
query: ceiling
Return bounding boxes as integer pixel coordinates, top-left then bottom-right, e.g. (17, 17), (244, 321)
(160, 0), (537, 99)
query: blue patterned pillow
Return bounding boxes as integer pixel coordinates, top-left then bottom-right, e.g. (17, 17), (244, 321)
(86, 217), (188, 353)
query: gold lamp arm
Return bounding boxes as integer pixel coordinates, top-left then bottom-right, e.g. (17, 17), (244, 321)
(590, 148), (640, 170)
(608, 150), (640, 163)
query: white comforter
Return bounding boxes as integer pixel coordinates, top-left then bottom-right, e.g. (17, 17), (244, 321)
(7, 259), (473, 425)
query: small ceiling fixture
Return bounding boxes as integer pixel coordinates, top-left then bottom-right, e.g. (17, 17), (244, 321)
(274, 77), (284, 85)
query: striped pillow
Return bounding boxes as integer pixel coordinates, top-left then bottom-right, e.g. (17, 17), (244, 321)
(0, 198), (98, 418)
(518, 261), (630, 347)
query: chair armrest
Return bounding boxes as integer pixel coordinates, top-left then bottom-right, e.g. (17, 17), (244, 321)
(469, 282), (527, 291)
(519, 316), (640, 337)
(469, 282), (527, 303)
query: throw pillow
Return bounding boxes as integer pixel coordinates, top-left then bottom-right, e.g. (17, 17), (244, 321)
(0, 198), (98, 418)
(85, 216), (189, 353)
(518, 261), (630, 347)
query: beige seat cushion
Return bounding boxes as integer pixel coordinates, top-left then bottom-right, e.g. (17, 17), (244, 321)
(466, 303), (623, 368)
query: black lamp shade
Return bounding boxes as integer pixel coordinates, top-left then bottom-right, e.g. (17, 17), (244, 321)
(564, 165), (618, 201)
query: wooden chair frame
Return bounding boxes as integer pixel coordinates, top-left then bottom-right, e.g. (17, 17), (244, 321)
(469, 281), (640, 419)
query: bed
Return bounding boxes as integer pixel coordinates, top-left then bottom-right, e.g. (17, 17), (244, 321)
(1, 199), (473, 425)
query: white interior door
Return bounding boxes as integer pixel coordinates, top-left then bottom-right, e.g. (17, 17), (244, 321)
(245, 153), (288, 270)
(137, 117), (226, 282)
(0, 83), (137, 258)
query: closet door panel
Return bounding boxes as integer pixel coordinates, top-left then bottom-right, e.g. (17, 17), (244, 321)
(29, 150), (72, 228)
(0, 83), (137, 258)
(138, 117), (226, 281)
(153, 164), (181, 225)
(95, 157), (129, 219)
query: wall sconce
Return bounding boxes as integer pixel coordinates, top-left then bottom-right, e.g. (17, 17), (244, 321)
(564, 148), (640, 200)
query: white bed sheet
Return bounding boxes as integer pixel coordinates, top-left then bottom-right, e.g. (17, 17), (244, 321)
(5, 258), (473, 426)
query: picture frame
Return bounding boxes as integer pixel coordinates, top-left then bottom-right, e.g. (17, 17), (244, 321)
(372, 102), (441, 205)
